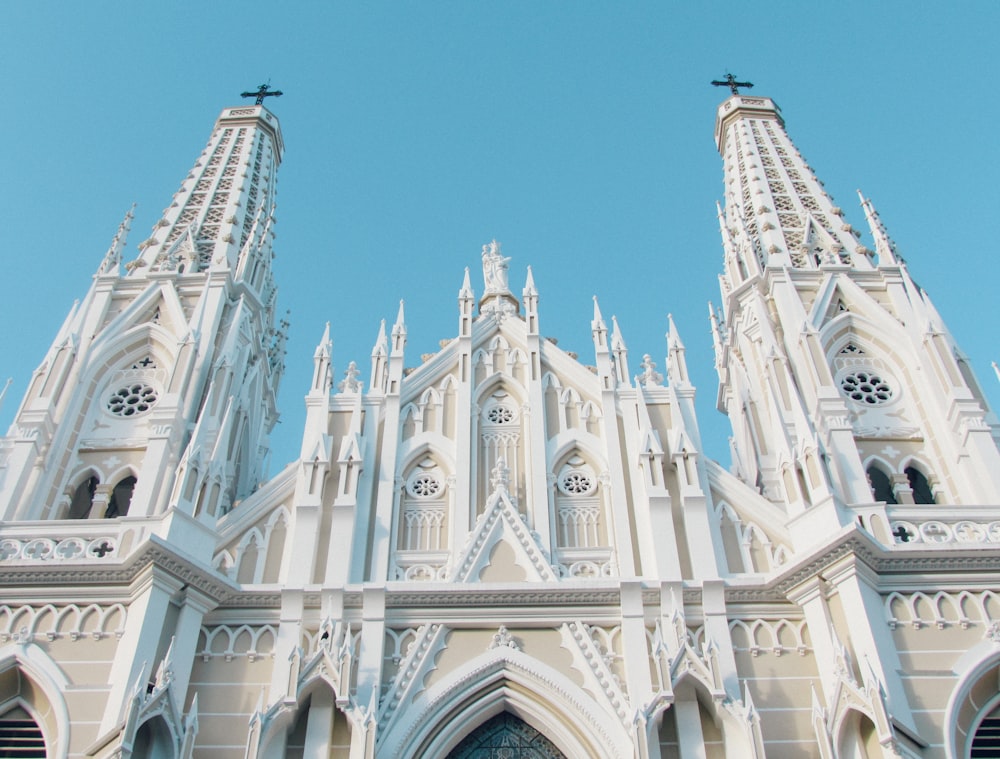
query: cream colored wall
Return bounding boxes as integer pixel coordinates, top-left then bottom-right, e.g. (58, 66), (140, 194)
(1, 603), (125, 754)
(187, 644), (276, 757)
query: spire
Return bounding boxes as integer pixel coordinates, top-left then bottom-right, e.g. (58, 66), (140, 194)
(311, 322), (333, 395)
(370, 319), (388, 392)
(391, 300), (407, 354)
(459, 267), (474, 299)
(610, 315), (630, 387)
(130, 105), (284, 278)
(98, 204), (135, 276)
(666, 313), (689, 385)
(523, 265), (537, 297)
(458, 267), (474, 337)
(714, 93), (868, 273)
(857, 190), (900, 266)
(591, 296), (608, 350)
(708, 302), (724, 369)
(522, 265), (539, 335)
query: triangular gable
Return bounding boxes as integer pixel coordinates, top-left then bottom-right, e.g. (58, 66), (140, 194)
(92, 282), (191, 354)
(450, 480), (556, 583)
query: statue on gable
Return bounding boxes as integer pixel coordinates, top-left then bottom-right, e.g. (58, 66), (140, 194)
(482, 239), (511, 294)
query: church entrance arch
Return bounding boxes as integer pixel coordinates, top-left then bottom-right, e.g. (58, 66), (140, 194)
(446, 711), (566, 758)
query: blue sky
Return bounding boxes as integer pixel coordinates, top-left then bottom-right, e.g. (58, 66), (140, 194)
(1, 2), (997, 470)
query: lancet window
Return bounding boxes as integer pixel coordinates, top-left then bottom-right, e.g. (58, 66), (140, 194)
(554, 456), (605, 549)
(105, 475), (137, 518)
(480, 392), (521, 505)
(905, 465), (935, 505)
(68, 475), (99, 519)
(448, 712), (566, 759)
(399, 459), (448, 553)
(866, 465), (897, 505)
(0, 707), (45, 758)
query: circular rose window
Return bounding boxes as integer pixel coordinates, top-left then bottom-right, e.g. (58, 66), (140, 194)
(486, 405), (514, 424)
(558, 470), (596, 496)
(840, 371), (893, 405)
(408, 473), (442, 498)
(107, 383), (159, 417)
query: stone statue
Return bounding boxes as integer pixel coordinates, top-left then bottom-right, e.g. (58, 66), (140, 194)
(481, 239), (511, 293)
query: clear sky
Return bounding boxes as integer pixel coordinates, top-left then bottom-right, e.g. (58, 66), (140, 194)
(1, 2), (997, 472)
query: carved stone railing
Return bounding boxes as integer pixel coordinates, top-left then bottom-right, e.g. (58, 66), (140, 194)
(0, 517), (161, 563)
(849, 504), (1000, 547)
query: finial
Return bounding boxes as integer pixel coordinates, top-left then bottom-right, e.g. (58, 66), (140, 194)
(610, 315), (626, 349)
(240, 82), (283, 106)
(711, 73), (753, 96)
(460, 266), (474, 298)
(592, 295), (605, 324)
(523, 265), (537, 296)
(100, 203), (136, 275)
(338, 361), (363, 393)
(667, 313), (685, 350)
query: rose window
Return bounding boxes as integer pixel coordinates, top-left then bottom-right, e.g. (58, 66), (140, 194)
(560, 471), (594, 495)
(409, 474), (442, 498)
(107, 383), (159, 417)
(840, 371), (893, 405)
(486, 405), (514, 424)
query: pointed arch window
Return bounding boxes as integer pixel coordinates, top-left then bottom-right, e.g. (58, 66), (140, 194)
(905, 466), (935, 505)
(399, 459), (448, 555)
(555, 457), (602, 549)
(105, 476), (137, 518)
(971, 703), (1000, 757)
(0, 706), (45, 758)
(447, 712), (566, 759)
(866, 465), (897, 505)
(68, 476), (99, 519)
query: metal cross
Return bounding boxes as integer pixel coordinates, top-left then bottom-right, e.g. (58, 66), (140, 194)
(711, 73), (754, 96)
(241, 83), (283, 106)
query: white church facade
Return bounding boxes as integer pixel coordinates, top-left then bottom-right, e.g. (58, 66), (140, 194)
(1, 91), (1000, 758)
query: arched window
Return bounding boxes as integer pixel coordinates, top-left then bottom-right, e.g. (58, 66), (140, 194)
(971, 702), (1000, 757)
(447, 712), (566, 758)
(905, 466), (935, 505)
(0, 706), (45, 758)
(105, 476), (137, 518)
(131, 715), (175, 759)
(866, 465), (897, 504)
(68, 476), (99, 519)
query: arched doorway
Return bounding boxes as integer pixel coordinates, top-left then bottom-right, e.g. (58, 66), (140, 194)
(447, 712), (566, 758)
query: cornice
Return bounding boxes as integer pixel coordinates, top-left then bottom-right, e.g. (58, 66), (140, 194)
(5, 527), (996, 614)
(0, 537), (239, 605)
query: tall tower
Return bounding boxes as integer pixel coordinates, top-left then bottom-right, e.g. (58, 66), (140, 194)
(0, 103), (287, 526)
(711, 93), (1000, 542)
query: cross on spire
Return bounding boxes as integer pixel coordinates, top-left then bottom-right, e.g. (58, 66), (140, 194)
(711, 73), (753, 96)
(241, 83), (283, 106)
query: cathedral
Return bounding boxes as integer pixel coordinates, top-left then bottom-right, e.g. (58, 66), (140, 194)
(1, 87), (999, 759)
